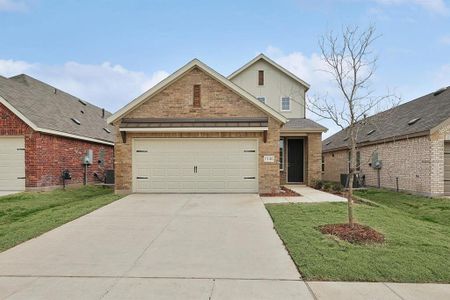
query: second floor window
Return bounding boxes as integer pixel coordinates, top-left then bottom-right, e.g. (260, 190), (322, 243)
(258, 70), (264, 85)
(257, 96), (266, 104)
(281, 97), (291, 111)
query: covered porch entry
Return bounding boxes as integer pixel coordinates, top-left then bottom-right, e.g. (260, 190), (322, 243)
(280, 137), (305, 184)
(279, 129), (324, 186)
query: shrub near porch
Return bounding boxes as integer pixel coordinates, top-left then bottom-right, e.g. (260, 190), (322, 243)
(266, 189), (450, 282)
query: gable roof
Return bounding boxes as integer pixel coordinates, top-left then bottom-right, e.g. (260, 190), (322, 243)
(108, 59), (288, 124)
(322, 87), (450, 152)
(0, 74), (114, 145)
(228, 53), (310, 91)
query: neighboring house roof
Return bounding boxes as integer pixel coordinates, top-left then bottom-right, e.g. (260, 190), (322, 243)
(228, 53), (311, 91)
(322, 87), (450, 152)
(0, 74), (114, 145)
(108, 59), (288, 124)
(282, 118), (327, 132)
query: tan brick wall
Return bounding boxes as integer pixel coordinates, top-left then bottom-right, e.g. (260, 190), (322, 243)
(324, 118), (450, 196)
(323, 136), (438, 195)
(307, 133), (322, 185)
(359, 137), (432, 195)
(114, 67), (281, 194)
(323, 150), (348, 182)
(430, 118), (450, 195)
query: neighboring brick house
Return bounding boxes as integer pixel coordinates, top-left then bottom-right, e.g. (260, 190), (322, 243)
(322, 87), (450, 197)
(0, 74), (114, 191)
(108, 55), (326, 194)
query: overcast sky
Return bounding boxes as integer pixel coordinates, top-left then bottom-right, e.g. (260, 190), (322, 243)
(0, 0), (449, 137)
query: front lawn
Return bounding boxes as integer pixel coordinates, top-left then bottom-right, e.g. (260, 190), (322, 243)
(266, 189), (450, 283)
(0, 186), (122, 252)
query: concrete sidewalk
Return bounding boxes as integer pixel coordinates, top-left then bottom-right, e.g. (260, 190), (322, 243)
(262, 185), (346, 204)
(306, 281), (450, 300)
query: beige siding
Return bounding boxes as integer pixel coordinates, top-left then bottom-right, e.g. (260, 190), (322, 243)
(230, 60), (306, 119)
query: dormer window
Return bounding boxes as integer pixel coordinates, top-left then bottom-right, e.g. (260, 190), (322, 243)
(281, 97), (291, 111)
(258, 70), (264, 85)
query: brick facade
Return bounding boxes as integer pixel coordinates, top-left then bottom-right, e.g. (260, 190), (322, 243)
(0, 101), (114, 190)
(306, 133), (323, 185)
(113, 67), (282, 194)
(323, 124), (450, 196)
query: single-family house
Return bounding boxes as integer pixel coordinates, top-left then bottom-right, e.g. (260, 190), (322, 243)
(0, 74), (114, 191)
(322, 87), (450, 196)
(108, 54), (326, 194)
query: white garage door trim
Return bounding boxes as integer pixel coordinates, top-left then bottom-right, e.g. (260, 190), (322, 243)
(132, 138), (259, 193)
(0, 136), (25, 191)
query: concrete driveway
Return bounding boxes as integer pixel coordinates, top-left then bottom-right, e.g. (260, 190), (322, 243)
(0, 194), (313, 299)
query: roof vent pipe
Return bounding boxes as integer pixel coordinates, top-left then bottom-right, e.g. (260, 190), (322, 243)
(433, 87), (447, 96)
(102, 108), (105, 118)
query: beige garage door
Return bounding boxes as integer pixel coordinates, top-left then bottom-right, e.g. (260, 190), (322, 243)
(0, 137), (25, 191)
(445, 142), (450, 194)
(133, 139), (258, 193)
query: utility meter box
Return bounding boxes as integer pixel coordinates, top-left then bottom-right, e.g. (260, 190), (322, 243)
(83, 149), (93, 165)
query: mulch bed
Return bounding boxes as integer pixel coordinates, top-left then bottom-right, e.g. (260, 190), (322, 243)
(260, 186), (301, 197)
(318, 223), (385, 244)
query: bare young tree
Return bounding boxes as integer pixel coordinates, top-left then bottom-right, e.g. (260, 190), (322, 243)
(309, 25), (395, 227)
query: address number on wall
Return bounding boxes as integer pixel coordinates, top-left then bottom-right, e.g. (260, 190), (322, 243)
(263, 155), (275, 163)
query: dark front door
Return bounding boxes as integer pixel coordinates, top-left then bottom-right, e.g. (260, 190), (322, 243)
(287, 139), (304, 183)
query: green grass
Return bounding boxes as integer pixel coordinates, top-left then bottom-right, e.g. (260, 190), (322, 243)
(0, 186), (122, 252)
(266, 189), (450, 283)
(355, 189), (450, 226)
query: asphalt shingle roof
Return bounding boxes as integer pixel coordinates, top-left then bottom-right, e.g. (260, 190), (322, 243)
(322, 87), (450, 152)
(0, 74), (114, 143)
(283, 118), (327, 131)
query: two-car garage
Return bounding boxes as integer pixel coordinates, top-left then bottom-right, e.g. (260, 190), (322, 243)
(0, 137), (25, 192)
(132, 139), (258, 193)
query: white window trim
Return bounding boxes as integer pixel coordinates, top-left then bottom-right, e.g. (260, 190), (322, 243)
(280, 96), (291, 112)
(257, 96), (266, 104)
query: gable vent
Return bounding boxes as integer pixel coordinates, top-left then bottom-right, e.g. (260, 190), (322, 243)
(408, 118), (421, 125)
(103, 127), (111, 133)
(71, 118), (81, 125)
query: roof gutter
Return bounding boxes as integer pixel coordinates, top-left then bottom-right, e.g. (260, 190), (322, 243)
(281, 128), (327, 133)
(38, 128), (114, 146)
